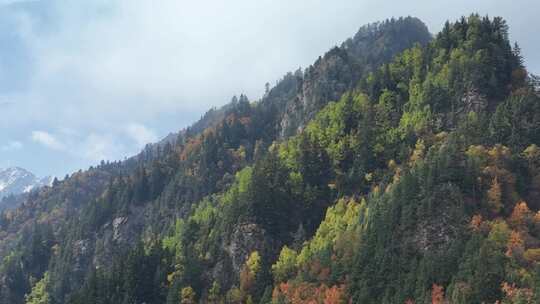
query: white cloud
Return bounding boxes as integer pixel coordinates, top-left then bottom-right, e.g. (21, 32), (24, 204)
(79, 133), (123, 162)
(125, 123), (157, 147)
(31, 129), (131, 162)
(31, 130), (64, 150)
(0, 0), (538, 177)
(1, 141), (23, 151)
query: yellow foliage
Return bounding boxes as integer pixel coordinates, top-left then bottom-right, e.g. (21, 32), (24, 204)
(272, 246), (298, 283)
(488, 144), (512, 165)
(523, 144), (540, 161)
(25, 272), (50, 304)
(409, 139), (426, 165)
(523, 248), (540, 262)
(180, 286), (196, 304)
(246, 251), (261, 275)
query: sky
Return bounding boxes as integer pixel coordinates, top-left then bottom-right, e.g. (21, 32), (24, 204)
(0, 0), (538, 178)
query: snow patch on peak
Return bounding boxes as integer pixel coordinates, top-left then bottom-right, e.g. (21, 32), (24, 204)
(0, 167), (53, 209)
(23, 185), (35, 193)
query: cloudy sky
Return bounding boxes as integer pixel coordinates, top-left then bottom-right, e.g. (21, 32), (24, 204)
(0, 0), (538, 178)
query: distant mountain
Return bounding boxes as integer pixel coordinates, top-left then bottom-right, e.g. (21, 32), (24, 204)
(0, 167), (52, 209)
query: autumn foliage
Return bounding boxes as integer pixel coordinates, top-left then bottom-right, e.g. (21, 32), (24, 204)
(272, 282), (349, 304)
(431, 284), (446, 304)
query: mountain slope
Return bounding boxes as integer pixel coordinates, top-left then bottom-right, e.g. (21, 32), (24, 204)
(0, 17), (432, 304)
(270, 15), (540, 304)
(1, 14), (539, 304)
(275, 17), (431, 138)
(150, 17), (431, 145)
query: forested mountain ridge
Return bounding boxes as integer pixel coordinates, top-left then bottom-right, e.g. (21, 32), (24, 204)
(147, 17), (431, 146)
(262, 17), (431, 138)
(1, 14), (540, 304)
(0, 17), (431, 304)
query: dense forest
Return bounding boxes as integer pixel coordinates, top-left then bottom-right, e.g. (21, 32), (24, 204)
(1, 15), (540, 304)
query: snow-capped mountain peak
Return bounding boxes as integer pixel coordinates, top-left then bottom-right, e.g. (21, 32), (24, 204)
(0, 167), (52, 200)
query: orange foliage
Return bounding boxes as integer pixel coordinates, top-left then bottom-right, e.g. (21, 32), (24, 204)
(509, 201), (532, 228)
(470, 214), (483, 232)
(501, 282), (534, 303)
(323, 285), (347, 304)
(431, 284), (445, 304)
(179, 137), (203, 161)
(505, 230), (525, 257)
(273, 282), (349, 304)
(534, 211), (540, 224)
